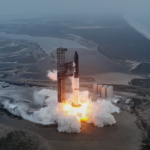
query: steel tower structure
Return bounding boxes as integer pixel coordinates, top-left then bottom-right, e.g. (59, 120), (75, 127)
(57, 48), (67, 103)
(57, 48), (77, 103)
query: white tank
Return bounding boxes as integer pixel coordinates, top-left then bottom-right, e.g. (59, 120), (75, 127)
(101, 85), (107, 99)
(98, 84), (102, 96)
(93, 83), (98, 94)
(106, 86), (113, 100)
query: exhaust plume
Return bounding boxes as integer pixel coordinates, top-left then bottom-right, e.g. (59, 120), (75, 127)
(0, 90), (119, 133)
(47, 70), (57, 81)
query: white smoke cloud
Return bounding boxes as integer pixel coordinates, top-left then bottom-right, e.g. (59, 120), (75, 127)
(47, 70), (57, 81)
(0, 91), (119, 133)
(33, 91), (45, 107)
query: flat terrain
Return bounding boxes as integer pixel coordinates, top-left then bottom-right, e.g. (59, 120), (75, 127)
(47, 111), (141, 150)
(0, 110), (142, 150)
(0, 86), (143, 150)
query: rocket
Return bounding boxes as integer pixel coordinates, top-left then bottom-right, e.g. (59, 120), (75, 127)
(74, 51), (79, 78)
(72, 51), (81, 107)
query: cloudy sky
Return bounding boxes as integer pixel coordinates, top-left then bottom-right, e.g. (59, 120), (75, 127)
(0, 0), (150, 20)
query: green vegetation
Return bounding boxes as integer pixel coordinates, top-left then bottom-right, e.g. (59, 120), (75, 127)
(112, 84), (147, 97)
(0, 130), (46, 150)
(132, 98), (143, 107)
(131, 79), (150, 88)
(141, 131), (150, 150)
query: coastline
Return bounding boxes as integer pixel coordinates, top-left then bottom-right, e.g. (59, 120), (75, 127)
(0, 30), (136, 72)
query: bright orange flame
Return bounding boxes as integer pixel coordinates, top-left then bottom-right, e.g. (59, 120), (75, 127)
(64, 104), (89, 122)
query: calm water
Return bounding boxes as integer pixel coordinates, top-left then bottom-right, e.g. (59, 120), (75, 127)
(0, 32), (86, 53)
(0, 32), (129, 75)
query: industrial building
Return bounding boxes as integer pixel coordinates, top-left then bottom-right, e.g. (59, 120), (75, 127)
(98, 84), (102, 95)
(101, 85), (108, 99)
(93, 83), (98, 94)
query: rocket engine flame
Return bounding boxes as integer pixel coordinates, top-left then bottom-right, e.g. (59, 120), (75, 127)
(64, 103), (88, 122)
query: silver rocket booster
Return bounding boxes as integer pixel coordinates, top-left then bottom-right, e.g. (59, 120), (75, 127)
(72, 51), (81, 108)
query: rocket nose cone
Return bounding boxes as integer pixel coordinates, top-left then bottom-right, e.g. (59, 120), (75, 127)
(74, 51), (78, 57)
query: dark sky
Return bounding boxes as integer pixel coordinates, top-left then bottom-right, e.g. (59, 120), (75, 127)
(0, 0), (150, 20)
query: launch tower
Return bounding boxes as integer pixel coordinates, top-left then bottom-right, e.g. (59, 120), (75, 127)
(57, 48), (67, 103)
(57, 48), (74, 103)
(57, 48), (81, 107)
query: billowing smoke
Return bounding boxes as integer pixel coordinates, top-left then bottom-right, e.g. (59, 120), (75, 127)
(0, 90), (119, 133)
(33, 91), (45, 107)
(47, 70), (57, 81)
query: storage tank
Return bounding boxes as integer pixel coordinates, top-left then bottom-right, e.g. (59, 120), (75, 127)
(101, 85), (107, 99)
(98, 84), (102, 96)
(93, 83), (98, 94)
(106, 86), (113, 100)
